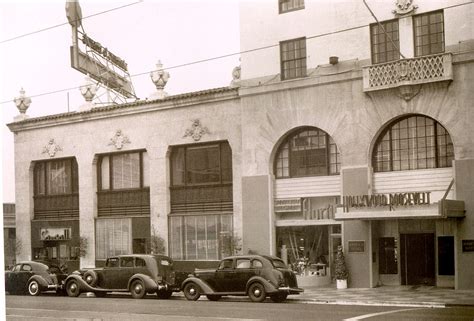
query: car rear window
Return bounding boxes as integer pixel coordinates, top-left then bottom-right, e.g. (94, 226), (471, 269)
(271, 259), (287, 269)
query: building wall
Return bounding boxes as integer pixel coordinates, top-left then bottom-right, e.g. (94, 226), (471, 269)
(239, 1), (473, 81)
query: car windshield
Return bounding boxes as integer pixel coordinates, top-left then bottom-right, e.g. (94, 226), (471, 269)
(271, 259), (287, 269)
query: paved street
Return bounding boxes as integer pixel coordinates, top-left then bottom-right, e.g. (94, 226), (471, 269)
(5, 293), (474, 321)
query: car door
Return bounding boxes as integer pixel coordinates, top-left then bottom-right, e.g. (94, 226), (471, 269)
(234, 258), (254, 292)
(118, 257), (135, 289)
(214, 258), (234, 292)
(5, 264), (22, 293)
(103, 257), (122, 289)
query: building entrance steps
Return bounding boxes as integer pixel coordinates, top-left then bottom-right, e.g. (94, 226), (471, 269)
(290, 285), (474, 307)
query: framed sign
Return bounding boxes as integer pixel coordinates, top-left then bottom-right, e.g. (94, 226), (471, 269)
(274, 198), (301, 213)
(462, 240), (474, 252)
(348, 240), (365, 253)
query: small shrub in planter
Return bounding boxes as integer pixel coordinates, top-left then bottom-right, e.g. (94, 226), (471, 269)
(334, 245), (348, 289)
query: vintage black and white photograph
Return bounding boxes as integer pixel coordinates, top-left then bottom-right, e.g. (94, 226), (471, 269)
(1, 0), (474, 320)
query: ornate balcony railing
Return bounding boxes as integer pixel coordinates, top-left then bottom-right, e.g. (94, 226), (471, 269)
(171, 184), (233, 213)
(34, 194), (79, 220)
(362, 53), (453, 92)
(98, 188), (150, 216)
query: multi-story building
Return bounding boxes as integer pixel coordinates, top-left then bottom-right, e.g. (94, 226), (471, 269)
(8, 0), (474, 288)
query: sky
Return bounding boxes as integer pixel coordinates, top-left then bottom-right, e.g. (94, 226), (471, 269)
(0, 0), (241, 203)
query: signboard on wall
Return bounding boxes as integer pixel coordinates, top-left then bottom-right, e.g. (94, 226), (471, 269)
(274, 198), (302, 213)
(348, 240), (365, 253)
(41, 228), (72, 241)
(462, 240), (474, 252)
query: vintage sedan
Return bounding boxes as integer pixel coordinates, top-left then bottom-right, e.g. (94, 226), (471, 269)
(64, 254), (178, 299)
(5, 261), (67, 296)
(181, 255), (303, 303)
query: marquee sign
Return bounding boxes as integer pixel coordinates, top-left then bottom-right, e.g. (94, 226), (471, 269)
(41, 228), (72, 241)
(342, 192), (431, 212)
(66, 0), (136, 100)
(274, 198), (302, 213)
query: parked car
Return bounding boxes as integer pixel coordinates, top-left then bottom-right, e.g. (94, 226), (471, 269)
(64, 254), (178, 299)
(181, 255), (303, 303)
(5, 261), (68, 296)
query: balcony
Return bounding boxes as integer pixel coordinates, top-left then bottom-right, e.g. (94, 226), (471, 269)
(362, 53), (453, 96)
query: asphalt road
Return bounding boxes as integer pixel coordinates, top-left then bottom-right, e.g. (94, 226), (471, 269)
(5, 293), (474, 321)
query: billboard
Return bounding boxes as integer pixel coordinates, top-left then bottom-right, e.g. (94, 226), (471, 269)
(66, 0), (136, 99)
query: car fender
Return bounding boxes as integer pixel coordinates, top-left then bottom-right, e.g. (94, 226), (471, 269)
(246, 276), (278, 294)
(65, 274), (96, 292)
(181, 276), (215, 294)
(27, 275), (49, 290)
(127, 274), (158, 293)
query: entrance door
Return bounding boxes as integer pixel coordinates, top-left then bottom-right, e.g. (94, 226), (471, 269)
(400, 233), (435, 286)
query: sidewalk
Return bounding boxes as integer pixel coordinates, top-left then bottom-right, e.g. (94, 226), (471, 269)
(290, 285), (474, 307)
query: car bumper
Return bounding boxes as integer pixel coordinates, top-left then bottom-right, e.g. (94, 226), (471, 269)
(278, 286), (304, 294)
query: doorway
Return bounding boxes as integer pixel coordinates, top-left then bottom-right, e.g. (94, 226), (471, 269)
(400, 233), (435, 286)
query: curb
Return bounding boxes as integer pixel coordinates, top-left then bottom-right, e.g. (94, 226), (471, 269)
(288, 298), (446, 308)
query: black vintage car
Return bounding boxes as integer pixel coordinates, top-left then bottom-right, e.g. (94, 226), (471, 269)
(5, 261), (68, 296)
(181, 255), (303, 303)
(64, 254), (178, 299)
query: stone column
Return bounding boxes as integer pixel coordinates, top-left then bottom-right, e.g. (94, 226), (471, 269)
(77, 154), (96, 268)
(148, 145), (169, 254)
(14, 159), (33, 262)
(341, 166), (373, 288)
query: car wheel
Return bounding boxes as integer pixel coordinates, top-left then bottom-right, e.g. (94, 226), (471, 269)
(206, 294), (221, 301)
(156, 289), (173, 299)
(248, 282), (266, 303)
(183, 282), (201, 301)
(83, 271), (98, 287)
(130, 280), (146, 299)
(270, 293), (288, 303)
(66, 280), (81, 297)
(28, 280), (41, 296)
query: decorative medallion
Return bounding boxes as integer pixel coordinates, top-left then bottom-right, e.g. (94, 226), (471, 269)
(108, 130), (131, 150)
(392, 0), (417, 16)
(42, 139), (62, 157)
(183, 119), (210, 141)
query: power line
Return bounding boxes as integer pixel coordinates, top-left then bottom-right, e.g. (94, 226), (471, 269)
(1, 1), (472, 106)
(0, 0), (143, 45)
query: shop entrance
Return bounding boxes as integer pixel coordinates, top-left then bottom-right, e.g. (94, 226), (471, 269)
(400, 233), (435, 286)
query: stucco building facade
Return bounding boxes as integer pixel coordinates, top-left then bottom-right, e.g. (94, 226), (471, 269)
(8, 0), (474, 289)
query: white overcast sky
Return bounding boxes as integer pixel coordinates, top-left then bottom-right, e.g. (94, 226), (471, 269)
(0, 0), (241, 203)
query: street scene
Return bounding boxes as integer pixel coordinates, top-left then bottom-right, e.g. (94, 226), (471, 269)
(2, 0), (474, 320)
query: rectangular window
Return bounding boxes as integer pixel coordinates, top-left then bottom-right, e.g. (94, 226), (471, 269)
(279, 0), (304, 14)
(280, 38), (306, 80)
(414, 10), (444, 57)
(169, 214), (232, 260)
(379, 237), (398, 274)
(34, 158), (78, 196)
(99, 151), (148, 190)
(171, 142), (232, 187)
(96, 218), (131, 260)
(370, 19), (399, 64)
(186, 144), (220, 184)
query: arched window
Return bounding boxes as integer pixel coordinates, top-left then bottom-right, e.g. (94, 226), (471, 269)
(274, 127), (340, 178)
(372, 115), (453, 172)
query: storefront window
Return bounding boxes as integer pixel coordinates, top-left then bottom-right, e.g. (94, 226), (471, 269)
(438, 236), (454, 276)
(277, 225), (339, 276)
(170, 214), (232, 260)
(379, 237), (398, 274)
(96, 218), (131, 260)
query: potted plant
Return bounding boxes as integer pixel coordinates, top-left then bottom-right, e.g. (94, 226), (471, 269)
(334, 245), (349, 289)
